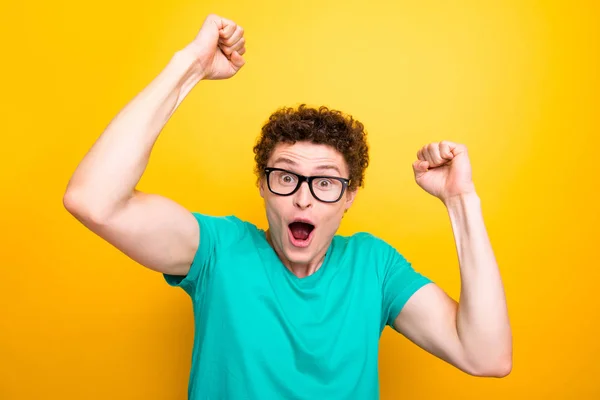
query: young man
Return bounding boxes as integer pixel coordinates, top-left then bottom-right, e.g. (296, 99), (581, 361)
(64, 14), (512, 399)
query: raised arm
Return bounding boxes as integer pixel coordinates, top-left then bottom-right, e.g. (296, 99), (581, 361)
(63, 14), (247, 276)
(392, 141), (512, 377)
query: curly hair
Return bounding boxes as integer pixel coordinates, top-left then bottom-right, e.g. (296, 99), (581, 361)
(253, 104), (369, 191)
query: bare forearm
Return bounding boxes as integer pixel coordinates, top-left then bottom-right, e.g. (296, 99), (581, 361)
(64, 49), (204, 218)
(446, 193), (512, 375)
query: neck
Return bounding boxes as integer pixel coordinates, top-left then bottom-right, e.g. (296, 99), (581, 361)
(265, 229), (327, 278)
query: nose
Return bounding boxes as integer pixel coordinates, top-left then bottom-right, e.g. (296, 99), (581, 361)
(293, 181), (313, 209)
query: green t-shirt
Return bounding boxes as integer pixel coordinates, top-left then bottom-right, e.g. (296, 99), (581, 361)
(164, 212), (432, 399)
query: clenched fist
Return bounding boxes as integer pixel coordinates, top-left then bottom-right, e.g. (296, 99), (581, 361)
(412, 141), (476, 204)
(184, 14), (247, 80)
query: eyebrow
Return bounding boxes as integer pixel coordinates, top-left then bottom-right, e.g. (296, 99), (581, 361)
(272, 157), (343, 176)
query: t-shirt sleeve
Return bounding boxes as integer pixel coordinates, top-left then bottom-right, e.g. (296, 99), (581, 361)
(163, 212), (245, 299)
(379, 240), (433, 330)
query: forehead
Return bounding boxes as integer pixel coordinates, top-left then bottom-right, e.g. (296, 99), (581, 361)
(268, 141), (348, 176)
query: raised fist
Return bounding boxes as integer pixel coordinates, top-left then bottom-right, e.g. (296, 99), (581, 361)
(412, 141), (476, 204)
(184, 14), (246, 80)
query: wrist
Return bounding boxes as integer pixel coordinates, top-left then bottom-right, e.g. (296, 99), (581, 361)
(443, 191), (481, 211)
(173, 46), (208, 81)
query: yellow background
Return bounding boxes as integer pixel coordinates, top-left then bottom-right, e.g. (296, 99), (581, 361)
(1, 0), (599, 398)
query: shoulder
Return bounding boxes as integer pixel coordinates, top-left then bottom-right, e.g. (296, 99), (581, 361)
(334, 231), (398, 254)
(191, 212), (245, 232)
(333, 231), (412, 275)
(191, 212), (260, 248)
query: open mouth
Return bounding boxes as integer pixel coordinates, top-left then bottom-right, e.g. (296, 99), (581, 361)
(288, 220), (315, 247)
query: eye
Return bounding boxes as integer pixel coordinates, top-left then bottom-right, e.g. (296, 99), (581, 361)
(316, 179), (332, 189)
(278, 173), (297, 185)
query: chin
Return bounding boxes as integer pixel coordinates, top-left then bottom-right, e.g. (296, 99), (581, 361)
(282, 246), (315, 264)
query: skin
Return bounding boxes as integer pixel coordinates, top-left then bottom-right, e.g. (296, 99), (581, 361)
(259, 141), (356, 278)
(62, 15), (246, 276)
(63, 13), (512, 382)
(397, 142), (513, 378)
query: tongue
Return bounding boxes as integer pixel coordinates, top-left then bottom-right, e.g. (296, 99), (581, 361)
(289, 222), (313, 241)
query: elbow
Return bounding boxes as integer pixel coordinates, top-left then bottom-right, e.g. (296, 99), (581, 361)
(63, 189), (81, 215)
(469, 356), (512, 378)
(63, 188), (114, 225)
(63, 189), (91, 219)
(482, 358), (512, 378)
(497, 359), (513, 377)
(461, 332), (513, 378)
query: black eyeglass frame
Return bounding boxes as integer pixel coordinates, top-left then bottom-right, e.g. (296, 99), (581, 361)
(264, 167), (351, 203)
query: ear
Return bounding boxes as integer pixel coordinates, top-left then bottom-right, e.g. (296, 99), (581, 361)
(259, 177), (265, 198)
(344, 188), (357, 211)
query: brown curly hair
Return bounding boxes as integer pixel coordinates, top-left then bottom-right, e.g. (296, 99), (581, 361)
(253, 104), (369, 191)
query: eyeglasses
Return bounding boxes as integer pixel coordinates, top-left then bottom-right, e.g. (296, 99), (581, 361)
(264, 167), (350, 203)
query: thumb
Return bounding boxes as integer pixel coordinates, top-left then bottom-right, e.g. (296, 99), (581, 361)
(229, 50), (246, 69)
(412, 160), (429, 179)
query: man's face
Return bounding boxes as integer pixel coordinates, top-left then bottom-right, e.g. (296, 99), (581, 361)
(259, 141), (357, 266)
